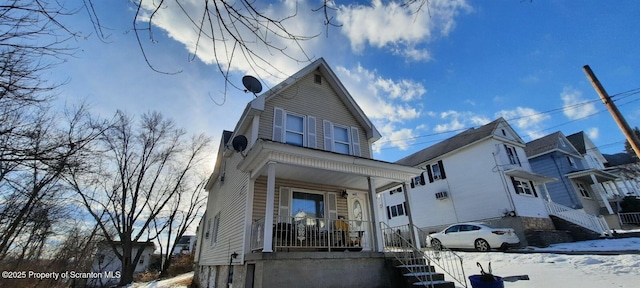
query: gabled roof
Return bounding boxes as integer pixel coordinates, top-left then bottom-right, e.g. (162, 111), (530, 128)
(524, 131), (581, 158)
(566, 131), (587, 154)
(232, 57), (380, 141)
(396, 117), (510, 167)
(603, 153), (639, 167)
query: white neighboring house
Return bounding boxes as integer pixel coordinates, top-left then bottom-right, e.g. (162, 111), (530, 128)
(172, 235), (196, 255)
(389, 117), (557, 247)
(88, 241), (155, 287)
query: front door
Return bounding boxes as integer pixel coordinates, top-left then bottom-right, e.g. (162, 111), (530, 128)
(347, 191), (371, 250)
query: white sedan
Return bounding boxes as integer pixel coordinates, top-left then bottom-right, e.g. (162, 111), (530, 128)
(428, 223), (520, 252)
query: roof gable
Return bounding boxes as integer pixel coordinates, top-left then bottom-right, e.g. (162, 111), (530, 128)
(247, 58), (380, 141)
(396, 118), (516, 166)
(525, 131), (581, 158)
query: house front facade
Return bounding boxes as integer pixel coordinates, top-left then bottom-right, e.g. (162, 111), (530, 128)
(194, 58), (423, 288)
(526, 131), (622, 230)
(390, 118), (557, 247)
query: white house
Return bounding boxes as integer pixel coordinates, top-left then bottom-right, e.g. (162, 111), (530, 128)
(172, 235), (196, 255)
(390, 117), (557, 247)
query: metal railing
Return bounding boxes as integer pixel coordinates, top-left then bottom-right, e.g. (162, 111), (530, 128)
(251, 216), (372, 251)
(381, 223), (467, 288)
(545, 201), (611, 236)
(619, 212), (640, 225)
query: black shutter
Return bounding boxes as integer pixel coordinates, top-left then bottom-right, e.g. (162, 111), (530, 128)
(438, 160), (447, 179)
(426, 165), (434, 183)
(510, 176), (520, 194)
(514, 148), (521, 166)
(386, 206), (391, 219)
(410, 178), (415, 188)
(530, 181), (538, 197)
(419, 173), (426, 185)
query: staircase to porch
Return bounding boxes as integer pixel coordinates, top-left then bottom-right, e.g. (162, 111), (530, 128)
(545, 201), (611, 238)
(381, 223), (467, 288)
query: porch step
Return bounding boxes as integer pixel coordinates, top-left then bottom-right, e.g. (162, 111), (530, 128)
(393, 263), (455, 288)
(412, 280), (455, 288)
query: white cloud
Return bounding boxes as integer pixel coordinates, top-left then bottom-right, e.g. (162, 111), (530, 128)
(587, 127), (599, 140)
(495, 107), (551, 140)
(137, 0), (325, 84)
(561, 87), (597, 120)
(336, 0), (471, 61)
(433, 110), (490, 133)
(336, 64), (427, 152)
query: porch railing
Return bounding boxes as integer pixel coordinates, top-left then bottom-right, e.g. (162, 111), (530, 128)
(251, 216), (372, 252)
(619, 212), (640, 225)
(545, 201), (611, 236)
(381, 223), (467, 288)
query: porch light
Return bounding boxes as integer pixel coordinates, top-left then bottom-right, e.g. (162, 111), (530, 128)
(341, 190), (348, 198)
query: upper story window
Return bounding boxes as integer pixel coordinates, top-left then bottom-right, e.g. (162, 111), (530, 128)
(323, 120), (361, 156)
(425, 160), (447, 183)
(333, 125), (351, 154)
(505, 145), (521, 166)
(210, 213), (220, 247)
(567, 156), (576, 167)
(285, 114), (304, 146)
(273, 107), (317, 148)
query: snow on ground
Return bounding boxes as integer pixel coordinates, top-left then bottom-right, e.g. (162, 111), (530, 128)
(128, 272), (193, 288)
(456, 237), (640, 288)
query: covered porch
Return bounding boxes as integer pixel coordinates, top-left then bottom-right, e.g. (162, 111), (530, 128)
(567, 169), (620, 215)
(240, 139), (423, 254)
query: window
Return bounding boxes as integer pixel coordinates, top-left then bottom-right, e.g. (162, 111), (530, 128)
(386, 203), (406, 219)
(285, 113), (305, 146)
(445, 225), (460, 234)
(314, 74), (322, 84)
(323, 120), (361, 156)
(210, 213), (220, 247)
(577, 183), (591, 198)
(567, 156), (575, 167)
(426, 160), (446, 182)
(273, 107), (317, 148)
(333, 125), (351, 154)
(292, 192), (325, 220)
(505, 145), (521, 166)
(511, 177), (537, 197)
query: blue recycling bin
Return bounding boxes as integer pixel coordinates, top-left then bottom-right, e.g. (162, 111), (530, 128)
(469, 274), (504, 288)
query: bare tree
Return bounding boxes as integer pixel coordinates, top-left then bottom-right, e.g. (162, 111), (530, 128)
(0, 105), (104, 260)
(66, 110), (210, 286)
(152, 176), (208, 278)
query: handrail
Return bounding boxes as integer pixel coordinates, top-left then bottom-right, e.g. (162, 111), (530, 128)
(619, 212), (640, 225)
(381, 223), (467, 288)
(545, 201), (610, 236)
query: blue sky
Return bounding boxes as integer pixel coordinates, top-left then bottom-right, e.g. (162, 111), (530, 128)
(53, 0), (640, 165)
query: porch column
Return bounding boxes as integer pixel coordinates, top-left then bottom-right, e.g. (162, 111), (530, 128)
(367, 177), (383, 252)
(542, 183), (552, 202)
(402, 182), (419, 248)
(591, 174), (614, 214)
(263, 161), (277, 253)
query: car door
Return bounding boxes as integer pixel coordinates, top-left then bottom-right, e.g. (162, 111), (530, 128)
(456, 224), (480, 249)
(439, 225), (461, 248)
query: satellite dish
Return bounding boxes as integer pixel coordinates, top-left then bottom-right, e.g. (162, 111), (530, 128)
(231, 135), (248, 153)
(242, 75), (262, 96)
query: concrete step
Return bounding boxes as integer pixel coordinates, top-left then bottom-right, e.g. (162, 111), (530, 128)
(412, 280), (456, 288)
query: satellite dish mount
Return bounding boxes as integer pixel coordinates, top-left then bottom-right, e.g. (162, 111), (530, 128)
(242, 75), (262, 97)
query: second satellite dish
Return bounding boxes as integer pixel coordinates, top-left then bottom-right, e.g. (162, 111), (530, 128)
(242, 75), (262, 96)
(231, 135), (248, 153)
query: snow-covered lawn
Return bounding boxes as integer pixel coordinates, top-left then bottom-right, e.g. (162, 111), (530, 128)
(457, 237), (640, 288)
(128, 272), (193, 288)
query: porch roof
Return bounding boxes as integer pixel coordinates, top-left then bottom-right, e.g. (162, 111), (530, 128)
(504, 169), (557, 183)
(566, 169), (618, 183)
(237, 139), (423, 191)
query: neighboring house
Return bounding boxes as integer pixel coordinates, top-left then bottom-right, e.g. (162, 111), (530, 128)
(193, 58), (423, 288)
(172, 235), (196, 255)
(392, 117), (557, 247)
(603, 152), (640, 198)
(525, 131), (619, 232)
(88, 241), (155, 287)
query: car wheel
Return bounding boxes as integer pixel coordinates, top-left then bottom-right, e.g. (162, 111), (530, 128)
(475, 239), (490, 252)
(431, 239), (443, 250)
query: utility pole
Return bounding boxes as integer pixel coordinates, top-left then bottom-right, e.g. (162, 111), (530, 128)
(583, 65), (640, 158)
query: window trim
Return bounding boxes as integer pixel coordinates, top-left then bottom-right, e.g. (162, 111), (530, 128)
(284, 112), (306, 147)
(332, 124), (351, 155)
(210, 213), (220, 247)
(577, 182), (592, 199)
(505, 145), (522, 166)
(511, 176), (538, 197)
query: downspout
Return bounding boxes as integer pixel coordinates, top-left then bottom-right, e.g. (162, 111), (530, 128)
(493, 148), (516, 213)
